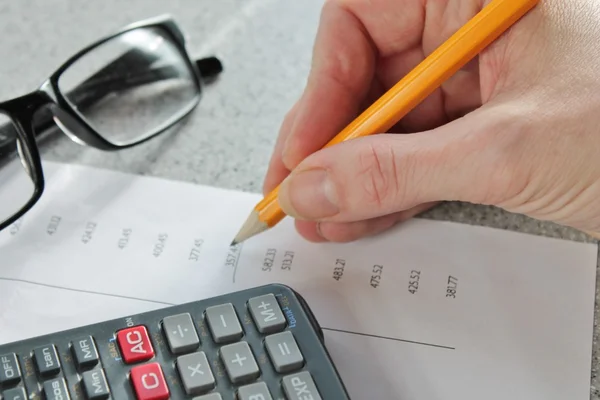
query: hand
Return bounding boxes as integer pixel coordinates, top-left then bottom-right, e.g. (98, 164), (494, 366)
(263, 0), (600, 242)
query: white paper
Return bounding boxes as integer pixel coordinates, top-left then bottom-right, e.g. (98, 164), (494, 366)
(0, 161), (597, 400)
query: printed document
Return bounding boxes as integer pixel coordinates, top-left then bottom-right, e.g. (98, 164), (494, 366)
(0, 161), (597, 399)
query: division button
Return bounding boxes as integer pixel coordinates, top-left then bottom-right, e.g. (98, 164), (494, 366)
(162, 313), (200, 354)
(282, 371), (322, 400)
(1, 387), (27, 400)
(116, 325), (154, 364)
(248, 294), (286, 334)
(33, 345), (61, 376)
(130, 362), (169, 400)
(192, 393), (222, 400)
(219, 341), (260, 384)
(82, 369), (110, 399)
(0, 353), (21, 385)
(176, 351), (215, 395)
(264, 331), (304, 373)
(43, 377), (70, 400)
(71, 335), (99, 369)
(238, 381), (273, 400)
(205, 303), (243, 343)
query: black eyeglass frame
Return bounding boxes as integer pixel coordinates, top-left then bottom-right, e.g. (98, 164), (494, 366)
(0, 15), (223, 232)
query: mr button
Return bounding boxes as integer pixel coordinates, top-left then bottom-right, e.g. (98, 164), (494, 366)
(116, 326), (154, 364)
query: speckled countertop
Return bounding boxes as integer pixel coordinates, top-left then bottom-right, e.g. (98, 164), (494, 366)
(1, 0), (598, 397)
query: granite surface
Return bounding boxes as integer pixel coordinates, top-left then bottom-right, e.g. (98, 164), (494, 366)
(0, 0), (598, 397)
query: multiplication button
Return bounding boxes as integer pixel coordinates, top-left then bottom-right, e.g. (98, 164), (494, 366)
(205, 303), (243, 343)
(264, 331), (303, 373)
(219, 341), (260, 384)
(248, 294), (286, 334)
(282, 371), (322, 400)
(176, 351), (215, 395)
(162, 313), (200, 354)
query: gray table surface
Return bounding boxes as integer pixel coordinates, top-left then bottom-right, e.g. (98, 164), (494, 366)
(1, 0), (598, 398)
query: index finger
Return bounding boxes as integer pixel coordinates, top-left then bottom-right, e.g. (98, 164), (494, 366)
(263, 0), (427, 193)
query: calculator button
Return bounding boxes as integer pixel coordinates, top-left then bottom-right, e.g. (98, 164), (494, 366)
(264, 331), (304, 373)
(43, 377), (70, 400)
(117, 325), (154, 364)
(176, 351), (215, 395)
(33, 345), (61, 376)
(130, 362), (169, 400)
(2, 387), (26, 400)
(162, 313), (200, 354)
(248, 294), (286, 334)
(82, 369), (110, 399)
(192, 394), (222, 400)
(71, 335), (99, 369)
(219, 341), (260, 384)
(238, 381), (273, 400)
(282, 371), (322, 400)
(205, 303), (243, 343)
(0, 353), (21, 385)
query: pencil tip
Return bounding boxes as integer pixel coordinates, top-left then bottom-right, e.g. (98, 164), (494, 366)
(230, 210), (268, 245)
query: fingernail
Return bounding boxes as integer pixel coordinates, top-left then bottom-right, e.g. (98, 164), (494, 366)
(278, 169), (339, 219)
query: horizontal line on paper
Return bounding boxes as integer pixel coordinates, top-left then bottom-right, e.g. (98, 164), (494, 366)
(322, 327), (456, 350)
(0, 276), (175, 306)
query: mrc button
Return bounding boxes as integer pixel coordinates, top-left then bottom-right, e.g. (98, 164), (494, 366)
(116, 326), (154, 364)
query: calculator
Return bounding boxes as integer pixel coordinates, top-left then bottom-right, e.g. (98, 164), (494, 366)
(0, 283), (349, 399)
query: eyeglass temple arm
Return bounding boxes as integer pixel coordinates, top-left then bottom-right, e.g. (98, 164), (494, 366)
(0, 54), (222, 152)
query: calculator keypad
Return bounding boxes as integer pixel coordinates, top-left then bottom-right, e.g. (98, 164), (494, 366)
(2, 386), (26, 400)
(282, 371), (322, 400)
(162, 313), (200, 354)
(0, 353), (21, 385)
(0, 286), (345, 399)
(43, 377), (70, 400)
(117, 325), (154, 364)
(130, 362), (169, 400)
(205, 303), (243, 344)
(248, 294), (287, 333)
(33, 344), (61, 376)
(81, 368), (110, 399)
(71, 335), (100, 369)
(176, 351), (215, 395)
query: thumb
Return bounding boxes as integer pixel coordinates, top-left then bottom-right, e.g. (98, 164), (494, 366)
(277, 103), (529, 223)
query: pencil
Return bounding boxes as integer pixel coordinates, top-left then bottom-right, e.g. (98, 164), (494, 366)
(231, 0), (540, 245)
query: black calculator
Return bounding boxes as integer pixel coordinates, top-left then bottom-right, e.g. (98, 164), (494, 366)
(0, 283), (350, 399)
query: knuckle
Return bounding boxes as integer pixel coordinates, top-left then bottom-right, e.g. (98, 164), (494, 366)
(356, 140), (402, 208)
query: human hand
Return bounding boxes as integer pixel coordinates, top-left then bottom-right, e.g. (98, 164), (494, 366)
(263, 0), (600, 242)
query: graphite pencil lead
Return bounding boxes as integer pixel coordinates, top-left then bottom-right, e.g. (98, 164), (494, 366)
(231, 210), (269, 245)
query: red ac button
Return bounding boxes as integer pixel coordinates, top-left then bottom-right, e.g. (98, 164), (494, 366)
(116, 325), (154, 364)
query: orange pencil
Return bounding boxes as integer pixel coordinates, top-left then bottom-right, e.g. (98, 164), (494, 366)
(231, 0), (540, 245)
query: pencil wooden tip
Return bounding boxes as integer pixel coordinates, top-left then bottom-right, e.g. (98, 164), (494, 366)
(231, 210), (268, 245)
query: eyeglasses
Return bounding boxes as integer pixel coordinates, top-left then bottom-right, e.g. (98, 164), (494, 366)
(0, 15), (223, 232)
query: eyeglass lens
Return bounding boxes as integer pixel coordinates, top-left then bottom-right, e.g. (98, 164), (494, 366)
(57, 27), (200, 146)
(0, 113), (36, 225)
